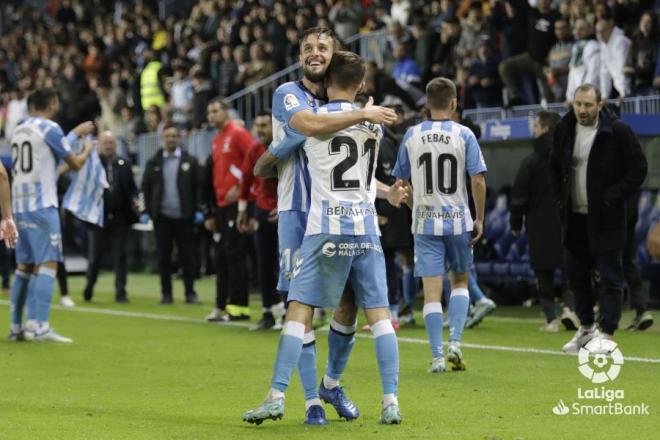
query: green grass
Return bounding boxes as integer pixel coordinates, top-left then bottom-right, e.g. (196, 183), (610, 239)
(1, 273), (659, 439)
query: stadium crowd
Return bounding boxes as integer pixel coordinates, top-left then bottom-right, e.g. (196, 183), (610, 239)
(0, 0), (658, 334)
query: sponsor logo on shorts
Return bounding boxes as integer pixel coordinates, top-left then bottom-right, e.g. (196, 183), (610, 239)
(321, 241), (382, 257)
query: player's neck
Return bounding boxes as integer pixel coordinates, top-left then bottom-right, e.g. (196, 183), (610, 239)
(429, 110), (452, 120)
(302, 77), (324, 98)
(30, 110), (51, 119)
(327, 88), (356, 103)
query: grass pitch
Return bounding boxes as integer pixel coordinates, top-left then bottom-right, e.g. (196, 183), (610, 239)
(1, 273), (659, 439)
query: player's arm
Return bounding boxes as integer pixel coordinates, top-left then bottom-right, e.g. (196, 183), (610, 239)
(254, 150), (280, 178)
(389, 128), (413, 209)
(376, 179), (390, 199)
(0, 163), (17, 248)
(63, 139), (92, 171)
(470, 173), (486, 245)
(289, 97), (396, 136)
(388, 178), (413, 209)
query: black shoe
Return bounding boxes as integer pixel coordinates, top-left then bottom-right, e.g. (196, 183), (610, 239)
(160, 296), (173, 305)
(626, 312), (654, 331)
(83, 288), (92, 302)
(116, 295), (129, 303)
(250, 313), (276, 330)
(228, 313), (250, 321)
(185, 294), (202, 305)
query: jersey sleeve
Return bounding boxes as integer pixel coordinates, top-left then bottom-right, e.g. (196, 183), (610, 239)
(272, 83), (312, 126)
(392, 128), (413, 180)
(462, 127), (488, 176)
(44, 124), (73, 161)
(268, 123), (306, 160)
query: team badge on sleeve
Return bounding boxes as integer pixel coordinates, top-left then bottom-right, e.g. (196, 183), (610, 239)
(283, 94), (300, 111)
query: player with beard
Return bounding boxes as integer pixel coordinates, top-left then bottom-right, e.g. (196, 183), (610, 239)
(243, 28), (396, 425)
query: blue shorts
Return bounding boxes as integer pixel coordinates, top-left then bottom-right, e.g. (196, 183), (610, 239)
(15, 208), (63, 264)
(288, 234), (389, 309)
(414, 232), (473, 277)
(277, 210), (307, 291)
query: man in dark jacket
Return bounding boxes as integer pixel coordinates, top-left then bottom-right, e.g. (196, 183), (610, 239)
(510, 111), (579, 332)
(83, 131), (139, 303)
(549, 84), (647, 352)
(142, 123), (201, 305)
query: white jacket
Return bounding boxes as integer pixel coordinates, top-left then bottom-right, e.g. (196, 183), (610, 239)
(599, 27), (631, 98)
(566, 39), (600, 101)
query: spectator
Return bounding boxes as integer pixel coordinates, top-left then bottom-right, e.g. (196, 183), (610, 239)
(392, 42), (422, 87)
(170, 61), (194, 129)
(191, 68), (214, 129)
(463, 37), (502, 108)
(364, 61), (421, 110)
(545, 19), (573, 103)
(140, 50), (166, 112)
(141, 123), (202, 305)
(498, 0), (560, 105)
(203, 99), (253, 322)
(83, 131), (138, 303)
(241, 43), (277, 88)
(236, 111), (282, 330)
(624, 12), (658, 95)
(144, 104), (165, 135)
(216, 44), (238, 98)
(232, 45), (250, 91)
(596, 16), (631, 99)
(95, 74), (126, 134)
(566, 19), (600, 103)
(427, 17), (462, 83)
(456, 1), (489, 66)
(549, 84), (647, 352)
(116, 106), (141, 143)
(510, 111), (579, 332)
(328, 0), (362, 41)
(489, 0), (527, 60)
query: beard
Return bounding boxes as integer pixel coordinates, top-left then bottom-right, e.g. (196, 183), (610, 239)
(303, 65), (325, 83)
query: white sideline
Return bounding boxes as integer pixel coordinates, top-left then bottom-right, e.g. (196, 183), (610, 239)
(2, 300), (659, 364)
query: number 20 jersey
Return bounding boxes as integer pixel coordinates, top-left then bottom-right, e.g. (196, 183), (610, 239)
(393, 119), (487, 236)
(304, 101), (383, 236)
(10, 117), (73, 214)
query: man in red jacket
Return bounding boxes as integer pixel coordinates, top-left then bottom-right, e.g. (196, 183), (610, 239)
(237, 111), (283, 329)
(204, 98), (253, 321)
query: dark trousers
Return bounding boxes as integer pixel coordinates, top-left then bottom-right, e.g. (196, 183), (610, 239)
(255, 207), (280, 309)
(154, 215), (196, 300)
(623, 215), (648, 314)
(536, 270), (575, 323)
(384, 248), (399, 308)
(564, 213), (625, 335)
(84, 218), (129, 300)
(214, 204), (248, 309)
(498, 52), (553, 103)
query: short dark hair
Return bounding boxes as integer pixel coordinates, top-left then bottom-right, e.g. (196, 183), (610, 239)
(162, 122), (178, 132)
(426, 77), (457, 110)
(207, 97), (229, 110)
(574, 83), (602, 102)
(300, 26), (340, 51)
(536, 110), (561, 131)
(256, 110), (272, 119)
(27, 88), (58, 111)
(326, 51), (366, 90)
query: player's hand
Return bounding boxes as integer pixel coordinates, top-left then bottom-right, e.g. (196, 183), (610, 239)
(0, 218), (18, 248)
(237, 210), (250, 233)
(387, 180), (410, 207)
(72, 121), (95, 137)
(204, 218), (216, 232)
(225, 185), (239, 203)
(511, 229), (521, 237)
(363, 96), (397, 125)
(267, 208), (278, 223)
(470, 220), (483, 245)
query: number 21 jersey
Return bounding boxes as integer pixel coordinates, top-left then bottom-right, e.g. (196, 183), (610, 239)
(393, 119), (487, 236)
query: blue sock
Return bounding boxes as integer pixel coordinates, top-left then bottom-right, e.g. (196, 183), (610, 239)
(449, 288), (470, 342)
(442, 279), (451, 304)
(422, 303), (444, 358)
(468, 269), (486, 303)
(271, 321), (305, 393)
(34, 268), (57, 324)
(325, 319), (356, 383)
(10, 270), (31, 325)
(401, 267), (416, 308)
(26, 275), (38, 321)
(371, 319), (399, 396)
(298, 331), (319, 401)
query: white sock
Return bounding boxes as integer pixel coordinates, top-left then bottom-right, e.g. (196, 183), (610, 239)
(10, 324), (21, 332)
(305, 398), (322, 410)
(38, 321), (49, 331)
(391, 309), (399, 321)
(267, 388), (285, 400)
(383, 393), (398, 408)
(477, 298), (490, 306)
(323, 374), (339, 390)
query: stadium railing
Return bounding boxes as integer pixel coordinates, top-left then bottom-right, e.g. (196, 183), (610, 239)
(463, 95), (660, 125)
(223, 30), (390, 128)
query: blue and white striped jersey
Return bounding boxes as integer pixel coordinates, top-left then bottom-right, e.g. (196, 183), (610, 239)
(10, 117), (73, 214)
(269, 81), (325, 213)
(272, 101), (383, 236)
(393, 119), (487, 236)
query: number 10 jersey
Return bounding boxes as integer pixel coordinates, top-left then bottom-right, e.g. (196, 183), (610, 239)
(285, 101), (383, 236)
(393, 119), (487, 236)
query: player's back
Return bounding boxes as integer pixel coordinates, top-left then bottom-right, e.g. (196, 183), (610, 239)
(10, 116), (70, 213)
(271, 81), (324, 213)
(304, 101), (383, 236)
(398, 119), (486, 236)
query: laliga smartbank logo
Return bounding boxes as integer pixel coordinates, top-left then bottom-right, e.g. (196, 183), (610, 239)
(551, 339), (650, 416)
